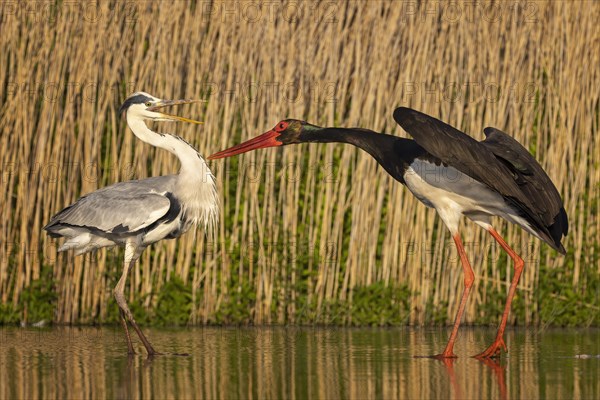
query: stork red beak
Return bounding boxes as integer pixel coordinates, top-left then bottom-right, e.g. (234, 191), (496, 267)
(208, 130), (282, 160)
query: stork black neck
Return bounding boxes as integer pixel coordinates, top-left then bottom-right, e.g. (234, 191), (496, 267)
(297, 126), (428, 184)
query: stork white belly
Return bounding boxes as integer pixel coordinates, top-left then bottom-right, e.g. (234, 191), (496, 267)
(403, 159), (536, 236)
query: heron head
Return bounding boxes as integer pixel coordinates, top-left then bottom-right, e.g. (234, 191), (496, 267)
(119, 92), (203, 124)
(208, 119), (321, 159)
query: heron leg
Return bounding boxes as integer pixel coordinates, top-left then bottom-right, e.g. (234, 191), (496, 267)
(114, 243), (159, 356)
(128, 318), (159, 356)
(119, 308), (135, 355)
(433, 233), (475, 358)
(474, 228), (524, 359)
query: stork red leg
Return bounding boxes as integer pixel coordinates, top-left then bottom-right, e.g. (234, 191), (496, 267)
(433, 233), (475, 358)
(475, 228), (524, 358)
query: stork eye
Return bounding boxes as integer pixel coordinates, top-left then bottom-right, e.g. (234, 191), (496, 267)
(276, 121), (289, 131)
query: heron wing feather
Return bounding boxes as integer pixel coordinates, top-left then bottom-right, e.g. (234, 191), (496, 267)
(46, 176), (177, 234)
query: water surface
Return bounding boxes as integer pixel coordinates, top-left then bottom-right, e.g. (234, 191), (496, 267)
(1, 327), (598, 399)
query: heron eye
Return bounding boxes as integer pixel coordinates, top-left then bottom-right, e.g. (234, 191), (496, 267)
(145, 102), (152, 107)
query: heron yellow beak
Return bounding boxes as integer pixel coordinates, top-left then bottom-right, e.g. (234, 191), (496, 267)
(148, 99), (204, 124)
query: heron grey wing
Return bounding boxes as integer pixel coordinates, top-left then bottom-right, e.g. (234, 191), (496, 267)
(45, 176), (178, 234)
(47, 192), (172, 234)
(91, 175), (178, 197)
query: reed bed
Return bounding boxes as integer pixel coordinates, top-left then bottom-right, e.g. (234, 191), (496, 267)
(0, 1), (598, 325)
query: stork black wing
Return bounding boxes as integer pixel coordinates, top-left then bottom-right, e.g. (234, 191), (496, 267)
(482, 127), (568, 244)
(393, 107), (567, 253)
(481, 128), (536, 175)
(393, 107), (529, 202)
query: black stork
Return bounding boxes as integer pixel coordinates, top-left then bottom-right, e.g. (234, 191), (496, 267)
(208, 107), (568, 358)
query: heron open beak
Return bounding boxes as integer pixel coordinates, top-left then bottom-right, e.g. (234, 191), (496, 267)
(149, 99), (204, 124)
(208, 130), (282, 160)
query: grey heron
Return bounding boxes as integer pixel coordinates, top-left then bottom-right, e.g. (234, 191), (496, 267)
(45, 92), (218, 356)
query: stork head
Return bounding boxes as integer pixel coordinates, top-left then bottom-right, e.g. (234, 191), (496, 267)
(208, 119), (322, 159)
(119, 92), (203, 124)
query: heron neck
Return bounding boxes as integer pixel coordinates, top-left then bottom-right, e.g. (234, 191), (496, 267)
(126, 115), (219, 231)
(126, 115), (209, 179)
